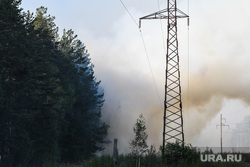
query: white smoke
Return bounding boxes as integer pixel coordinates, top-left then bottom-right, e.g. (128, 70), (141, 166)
(77, 0), (250, 153)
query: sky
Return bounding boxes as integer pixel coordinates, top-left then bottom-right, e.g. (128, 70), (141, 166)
(20, 0), (250, 154)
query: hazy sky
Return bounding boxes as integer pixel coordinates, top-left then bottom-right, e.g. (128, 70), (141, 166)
(21, 0), (250, 153)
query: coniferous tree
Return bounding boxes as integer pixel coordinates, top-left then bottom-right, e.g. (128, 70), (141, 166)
(27, 7), (63, 166)
(59, 29), (108, 162)
(0, 1), (108, 165)
(0, 0), (35, 165)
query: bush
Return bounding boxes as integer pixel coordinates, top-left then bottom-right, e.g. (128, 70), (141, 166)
(84, 155), (113, 167)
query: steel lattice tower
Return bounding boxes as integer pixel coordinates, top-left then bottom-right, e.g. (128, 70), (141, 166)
(139, 0), (189, 159)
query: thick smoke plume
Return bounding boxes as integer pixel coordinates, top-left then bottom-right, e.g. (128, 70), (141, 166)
(80, 0), (250, 153)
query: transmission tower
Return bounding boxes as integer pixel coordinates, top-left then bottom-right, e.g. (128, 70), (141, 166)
(139, 0), (189, 159)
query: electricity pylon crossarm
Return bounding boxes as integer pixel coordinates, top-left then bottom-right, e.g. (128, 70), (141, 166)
(139, 8), (188, 28)
(139, 0), (189, 161)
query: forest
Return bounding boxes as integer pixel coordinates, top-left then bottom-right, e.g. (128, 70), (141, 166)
(0, 0), (108, 166)
(1, 1), (250, 167)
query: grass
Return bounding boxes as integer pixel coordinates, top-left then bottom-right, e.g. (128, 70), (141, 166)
(59, 143), (250, 167)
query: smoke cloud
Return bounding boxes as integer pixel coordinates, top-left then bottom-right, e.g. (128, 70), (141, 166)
(231, 115), (250, 147)
(77, 0), (250, 153)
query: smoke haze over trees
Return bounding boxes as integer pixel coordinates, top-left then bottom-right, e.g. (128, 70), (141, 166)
(0, 0), (108, 166)
(4, 0), (250, 160)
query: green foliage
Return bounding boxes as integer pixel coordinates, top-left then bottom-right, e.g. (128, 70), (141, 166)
(78, 146), (248, 167)
(33, 6), (59, 40)
(58, 29), (108, 163)
(83, 155), (114, 167)
(130, 114), (148, 156)
(144, 145), (162, 166)
(163, 141), (200, 166)
(117, 154), (135, 167)
(81, 153), (162, 167)
(58, 147), (249, 167)
(161, 142), (248, 167)
(0, 1), (108, 166)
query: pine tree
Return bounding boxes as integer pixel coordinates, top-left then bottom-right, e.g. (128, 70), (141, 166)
(26, 7), (71, 166)
(59, 29), (108, 162)
(0, 1), (108, 165)
(0, 0), (35, 165)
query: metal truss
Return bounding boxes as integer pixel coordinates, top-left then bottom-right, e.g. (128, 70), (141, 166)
(139, 0), (188, 161)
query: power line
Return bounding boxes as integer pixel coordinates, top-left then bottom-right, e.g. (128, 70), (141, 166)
(227, 121), (250, 125)
(156, 0), (166, 53)
(187, 0), (190, 131)
(139, 29), (163, 109)
(156, 0), (160, 9)
(224, 107), (249, 116)
(119, 0), (163, 109)
(225, 130), (250, 134)
(216, 114), (229, 153)
(119, 0), (139, 27)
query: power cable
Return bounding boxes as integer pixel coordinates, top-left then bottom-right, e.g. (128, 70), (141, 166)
(187, 0), (190, 131)
(224, 107), (249, 116)
(156, 0), (166, 53)
(227, 121), (250, 125)
(119, 0), (139, 27)
(225, 130), (250, 134)
(139, 29), (163, 109)
(119, 0), (163, 109)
